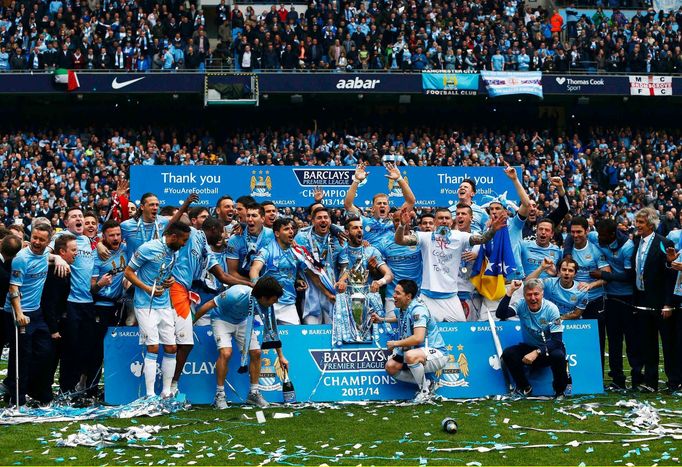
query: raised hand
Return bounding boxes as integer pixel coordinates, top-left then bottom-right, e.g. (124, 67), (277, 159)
(354, 163), (368, 182)
(503, 162), (517, 181)
(384, 162), (401, 180)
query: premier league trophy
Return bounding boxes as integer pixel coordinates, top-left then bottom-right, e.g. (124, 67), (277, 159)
(332, 258), (388, 346)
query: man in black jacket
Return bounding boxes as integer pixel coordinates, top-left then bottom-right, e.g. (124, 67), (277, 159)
(41, 234), (77, 403)
(631, 207), (676, 392)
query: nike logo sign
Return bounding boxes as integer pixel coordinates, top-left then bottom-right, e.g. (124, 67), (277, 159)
(111, 77), (146, 89)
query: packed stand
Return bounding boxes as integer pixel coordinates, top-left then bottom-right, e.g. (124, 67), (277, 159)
(0, 0), (210, 71)
(1, 125), (681, 231)
(217, 0), (682, 73)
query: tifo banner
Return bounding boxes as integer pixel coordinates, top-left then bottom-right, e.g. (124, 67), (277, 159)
(542, 75), (630, 95)
(652, 0), (681, 11)
(481, 71), (543, 98)
(104, 321), (603, 405)
(130, 166), (520, 208)
(421, 72), (479, 95)
(629, 75), (674, 96)
(258, 72), (422, 94)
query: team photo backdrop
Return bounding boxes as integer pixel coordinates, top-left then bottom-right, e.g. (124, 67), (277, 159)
(104, 321), (603, 405)
(130, 166), (521, 208)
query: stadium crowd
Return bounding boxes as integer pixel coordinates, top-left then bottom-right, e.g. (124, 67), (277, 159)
(1, 0), (681, 72)
(0, 120), (681, 408)
(1, 124), (681, 232)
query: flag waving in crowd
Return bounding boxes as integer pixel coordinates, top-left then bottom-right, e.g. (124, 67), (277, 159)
(470, 226), (517, 301)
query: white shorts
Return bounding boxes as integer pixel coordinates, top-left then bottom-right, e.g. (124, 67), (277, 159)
(174, 312), (194, 345)
(212, 319), (260, 351)
(420, 295), (466, 322)
(136, 307), (175, 346)
(384, 297), (397, 320)
(274, 303), (300, 325)
(423, 348), (449, 374)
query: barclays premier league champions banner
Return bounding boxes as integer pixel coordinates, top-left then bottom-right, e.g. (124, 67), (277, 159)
(481, 71), (543, 98)
(105, 322), (602, 404)
(130, 166), (519, 208)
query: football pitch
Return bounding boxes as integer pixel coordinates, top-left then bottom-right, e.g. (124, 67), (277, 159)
(1, 392), (681, 466)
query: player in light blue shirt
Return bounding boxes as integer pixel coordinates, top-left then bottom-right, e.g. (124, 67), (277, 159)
(582, 219), (636, 390)
(251, 218), (336, 325)
(343, 162), (416, 245)
(527, 257), (588, 319)
(193, 277), (289, 409)
(3, 223), (51, 406)
(568, 216), (611, 373)
(226, 204), (274, 281)
(337, 217), (393, 295)
(49, 207), (96, 393)
(378, 279), (448, 403)
(89, 219), (128, 396)
(124, 222), (191, 398)
(447, 178), (490, 234)
(294, 207), (348, 324)
(518, 219), (562, 279)
(377, 210), (422, 319)
(119, 193), (171, 261)
(497, 278), (567, 397)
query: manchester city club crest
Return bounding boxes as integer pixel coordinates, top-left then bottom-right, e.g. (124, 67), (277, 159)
(436, 344), (470, 387)
(250, 169), (272, 197)
(258, 349), (284, 392)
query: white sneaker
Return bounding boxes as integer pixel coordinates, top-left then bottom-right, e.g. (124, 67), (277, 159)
(213, 392), (228, 410)
(412, 390), (432, 404)
(246, 391), (269, 408)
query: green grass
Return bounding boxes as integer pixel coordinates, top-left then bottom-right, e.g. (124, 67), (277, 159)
(0, 392), (681, 466)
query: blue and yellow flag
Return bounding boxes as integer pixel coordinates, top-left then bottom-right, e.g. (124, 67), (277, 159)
(470, 226), (517, 300)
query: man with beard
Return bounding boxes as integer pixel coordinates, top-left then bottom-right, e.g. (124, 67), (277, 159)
(49, 207), (96, 394)
(89, 220), (127, 396)
(344, 163), (416, 244)
(124, 222), (191, 398)
(396, 207), (506, 322)
(227, 204), (274, 283)
(520, 177), (569, 245)
(449, 179), (489, 233)
(337, 217), (393, 297)
(170, 207), (250, 395)
(214, 195), (236, 225)
(3, 224), (52, 406)
(565, 216), (611, 374)
(497, 279), (567, 398)
(119, 193), (170, 261)
(527, 257), (588, 320)
(250, 218), (334, 325)
(295, 207), (348, 324)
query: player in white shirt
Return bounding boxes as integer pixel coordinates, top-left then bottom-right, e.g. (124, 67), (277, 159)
(395, 207), (506, 322)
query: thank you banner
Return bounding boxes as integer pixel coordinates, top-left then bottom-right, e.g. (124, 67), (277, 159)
(481, 71), (543, 98)
(131, 166), (520, 208)
(422, 72), (479, 95)
(104, 321), (602, 405)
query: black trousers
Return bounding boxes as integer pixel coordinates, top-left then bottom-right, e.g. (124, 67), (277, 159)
(59, 302), (95, 393)
(604, 295), (637, 386)
(582, 296), (605, 373)
(3, 309), (54, 405)
(631, 307), (678, 390)
(502, 342), (567, 395)
(85, 304), (121, 395)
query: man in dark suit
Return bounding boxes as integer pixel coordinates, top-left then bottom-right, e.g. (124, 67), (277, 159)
(631, 207), (676, 392)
